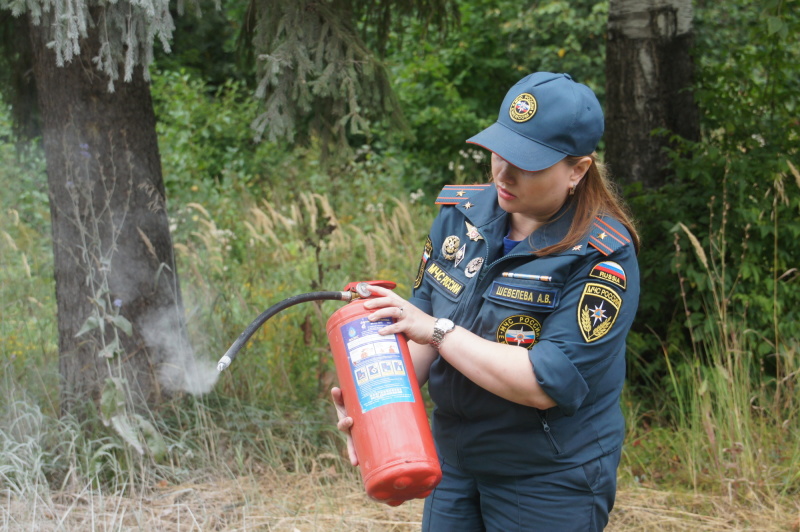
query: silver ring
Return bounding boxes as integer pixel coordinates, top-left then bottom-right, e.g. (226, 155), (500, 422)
(399, 307), (404, 316)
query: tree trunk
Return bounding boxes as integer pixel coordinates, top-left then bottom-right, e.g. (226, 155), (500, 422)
(605, 0), (699, 189)
(28, 14), (196, 417)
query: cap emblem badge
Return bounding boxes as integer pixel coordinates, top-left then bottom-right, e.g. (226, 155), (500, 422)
(509, 93), (537, 123)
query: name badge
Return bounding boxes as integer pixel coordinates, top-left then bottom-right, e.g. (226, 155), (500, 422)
(425, 260), (465, 297)
(489, 281), (559, 310)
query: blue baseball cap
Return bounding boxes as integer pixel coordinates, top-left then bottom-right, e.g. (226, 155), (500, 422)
(466, 72), (604, 171)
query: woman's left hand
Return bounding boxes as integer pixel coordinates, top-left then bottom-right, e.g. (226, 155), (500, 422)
(362, 284), (437, 345)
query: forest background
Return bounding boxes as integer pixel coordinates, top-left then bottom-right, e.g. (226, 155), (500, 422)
(1, 0), (798, 530)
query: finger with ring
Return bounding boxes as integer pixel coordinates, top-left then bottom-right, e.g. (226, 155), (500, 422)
(398, 307), (404, 316)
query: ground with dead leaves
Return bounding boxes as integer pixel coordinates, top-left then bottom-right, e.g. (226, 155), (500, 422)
(3, 469), (799, 531)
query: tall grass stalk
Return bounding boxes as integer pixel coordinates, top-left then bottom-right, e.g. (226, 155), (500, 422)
(669, 164), (799, 501)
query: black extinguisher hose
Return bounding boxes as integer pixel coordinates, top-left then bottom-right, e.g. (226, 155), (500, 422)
(216, 288), (365, 372)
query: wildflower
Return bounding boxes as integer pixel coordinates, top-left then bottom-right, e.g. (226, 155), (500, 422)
(410, 189), (425, 203)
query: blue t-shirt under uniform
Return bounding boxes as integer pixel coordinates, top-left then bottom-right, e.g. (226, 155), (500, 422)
(503, 234), (520, 256)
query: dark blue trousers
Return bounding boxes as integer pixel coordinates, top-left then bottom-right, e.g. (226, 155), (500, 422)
(422, 449), (621, 532)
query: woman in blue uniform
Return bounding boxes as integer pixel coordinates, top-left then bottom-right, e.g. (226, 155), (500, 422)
(333, 71), (640, 531)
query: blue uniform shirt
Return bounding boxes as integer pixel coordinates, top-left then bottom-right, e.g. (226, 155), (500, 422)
(410, 183), (640, 477)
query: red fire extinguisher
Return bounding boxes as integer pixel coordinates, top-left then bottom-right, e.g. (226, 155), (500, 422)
(217, 280), (441, 506)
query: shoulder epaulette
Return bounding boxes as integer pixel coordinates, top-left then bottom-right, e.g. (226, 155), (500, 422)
(588, 216), (632, 256)
(435, 184), (492, 205)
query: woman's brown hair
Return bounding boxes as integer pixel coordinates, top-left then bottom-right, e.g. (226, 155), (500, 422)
(534, 153), (640, 256)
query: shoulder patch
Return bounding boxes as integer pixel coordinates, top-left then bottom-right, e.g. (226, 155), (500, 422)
(589, 261), (627, 290)
(578, 283), (622, 343)
(414, 236), (433, 289)
(435, 184), (492, 205)
(587, 217), (632, 256)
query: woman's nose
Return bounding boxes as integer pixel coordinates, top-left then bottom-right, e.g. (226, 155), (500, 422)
(495, 159), (514, 183)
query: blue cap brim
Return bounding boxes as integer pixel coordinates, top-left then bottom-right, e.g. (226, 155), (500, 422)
(466, 121), (568, 172)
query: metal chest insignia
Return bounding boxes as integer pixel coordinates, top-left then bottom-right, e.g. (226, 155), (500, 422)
(465, 221), (483, 241)
(454, 244), (467, 268)
(464, 257), (484, 278)
(577, 282), (622, 343)
(496, 314), (541, 350)
(442, 235), (461, 260)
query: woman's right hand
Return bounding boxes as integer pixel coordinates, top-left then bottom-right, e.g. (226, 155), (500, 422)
(331, 387), (359, 466)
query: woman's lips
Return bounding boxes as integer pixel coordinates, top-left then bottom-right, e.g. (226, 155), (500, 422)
(497, 186), (516, 201)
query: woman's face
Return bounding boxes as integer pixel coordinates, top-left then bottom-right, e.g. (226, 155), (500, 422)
(491, 153), (587, 223)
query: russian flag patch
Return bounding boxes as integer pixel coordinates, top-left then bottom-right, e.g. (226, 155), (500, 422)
(589, 261), (627, 290)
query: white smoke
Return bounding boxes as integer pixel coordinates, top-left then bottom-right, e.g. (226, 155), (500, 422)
(140, 308), (219, 395)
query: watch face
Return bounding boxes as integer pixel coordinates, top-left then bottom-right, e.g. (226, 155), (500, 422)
(437, 319), (455, 332)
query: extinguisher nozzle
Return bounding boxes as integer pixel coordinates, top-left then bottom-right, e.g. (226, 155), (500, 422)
(216, 355), (232, 372)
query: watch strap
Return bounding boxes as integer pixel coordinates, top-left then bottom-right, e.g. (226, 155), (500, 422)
(431, 318), (455, 349)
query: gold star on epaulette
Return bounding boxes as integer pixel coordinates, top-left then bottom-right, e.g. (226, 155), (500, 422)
(599, 232), (607, 239)
(456, 190), (466, 197)
(463, 202), (474, 209)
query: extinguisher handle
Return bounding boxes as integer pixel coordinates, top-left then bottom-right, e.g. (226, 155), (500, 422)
(342, 280), (397, 294)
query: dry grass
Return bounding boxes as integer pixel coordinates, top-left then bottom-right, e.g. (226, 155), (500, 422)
(609, 487), (800, 532)
(3, 470), (798, 532)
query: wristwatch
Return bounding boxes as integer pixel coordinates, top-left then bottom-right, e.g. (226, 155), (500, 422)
(431, 318), (455, 350)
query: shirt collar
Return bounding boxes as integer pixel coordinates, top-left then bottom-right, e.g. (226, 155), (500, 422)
(457, 184), (577, 254)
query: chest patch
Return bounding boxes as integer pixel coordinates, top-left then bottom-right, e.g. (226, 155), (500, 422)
(496, 314), (541, 349)
(589, 261), (627, 290)
(489, 281), (559, 310)
(578, 283), (622, 343)
(425, 260), (465, 297)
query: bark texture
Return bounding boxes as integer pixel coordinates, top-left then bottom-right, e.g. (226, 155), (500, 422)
(28, 13), (194, 416)
(605, 0), (700, 189)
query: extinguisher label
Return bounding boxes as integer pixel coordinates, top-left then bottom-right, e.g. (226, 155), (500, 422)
(341, 317), (416, 413)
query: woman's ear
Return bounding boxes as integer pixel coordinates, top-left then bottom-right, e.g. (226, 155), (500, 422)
(571, 156), (593, 185)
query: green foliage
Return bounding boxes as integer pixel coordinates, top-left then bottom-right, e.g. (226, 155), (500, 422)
(0, 104), (57, 412)
(629, 0), (799, 378)
(501, 0), (608, 97)
(386, 0), (608, 188)
(151, 69), (283, 194)
(243, 0), (460, 151)
(248, 0), (397, 147)
(153, 0), (252, 88)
